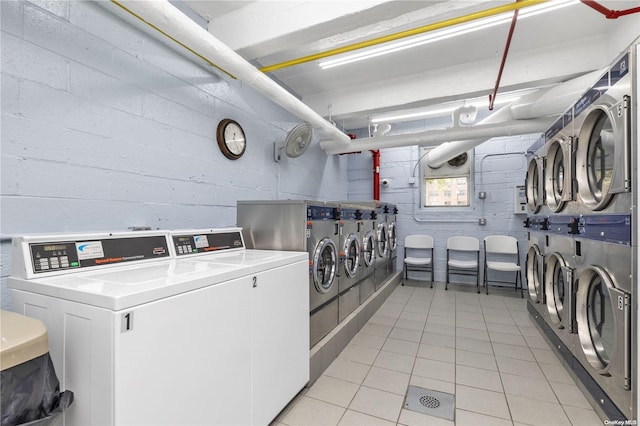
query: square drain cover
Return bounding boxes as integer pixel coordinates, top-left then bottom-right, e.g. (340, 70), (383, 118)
(404, 385), (455, 420)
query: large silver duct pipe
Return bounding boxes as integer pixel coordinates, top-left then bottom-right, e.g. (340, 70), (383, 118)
(100, 0), (351, 146)
(320, 68), (606, 162)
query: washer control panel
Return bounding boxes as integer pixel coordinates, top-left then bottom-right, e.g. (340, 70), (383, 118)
(28, 235), (170, 274)
(171, 229), (244, 256)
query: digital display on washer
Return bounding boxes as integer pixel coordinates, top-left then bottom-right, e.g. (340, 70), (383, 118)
(29, 236), (170, 273)
(172, 231), (244, 256)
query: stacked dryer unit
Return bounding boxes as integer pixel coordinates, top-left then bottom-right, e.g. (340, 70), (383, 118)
(525, 49), (635, 421)
(237, 200), (341, 348)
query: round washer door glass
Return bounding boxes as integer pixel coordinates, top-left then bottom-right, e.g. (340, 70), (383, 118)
(313, 238), (337, 293)
(576, 107), (616, 210)
(545, 253), (568, 326)
(545, 139), (568, 212)
(576, 266), (617, 372)
(362, 230), (376, 267)
(388, 223), (397, 252)
(343, 233), (361, 278)
(526, 245), (542, 303)
(526, 158), (542, 213)
(376, 222), (389, 258)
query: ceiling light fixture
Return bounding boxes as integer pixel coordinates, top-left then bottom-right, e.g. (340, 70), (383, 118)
(319, 0), (578, 70)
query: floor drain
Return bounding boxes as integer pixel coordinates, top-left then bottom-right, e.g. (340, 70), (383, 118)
(420, 395), (440, 409)
(404, 385), (454, 420)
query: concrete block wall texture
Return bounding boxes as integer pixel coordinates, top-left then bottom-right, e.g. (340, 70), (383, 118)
(0, 0), (348, 309)
(347, 121), (538, 287)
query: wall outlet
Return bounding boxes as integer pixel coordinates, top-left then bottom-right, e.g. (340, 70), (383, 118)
(478, 218), (487, 226)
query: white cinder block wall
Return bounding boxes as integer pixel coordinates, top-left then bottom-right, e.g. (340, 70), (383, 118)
(0, 0), (348, 309)
(347, 122), (537, 288)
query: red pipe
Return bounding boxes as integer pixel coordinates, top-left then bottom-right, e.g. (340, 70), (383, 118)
(580, 0), (640, 18)
(489, 0), (520, 110)
(371, 150), (381, 201)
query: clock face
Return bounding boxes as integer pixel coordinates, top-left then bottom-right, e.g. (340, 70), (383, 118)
(224, 122), (245, 155)
(217, 119), (246, 160)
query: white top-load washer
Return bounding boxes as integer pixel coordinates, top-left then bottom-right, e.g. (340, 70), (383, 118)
(9, 229), (308, 426)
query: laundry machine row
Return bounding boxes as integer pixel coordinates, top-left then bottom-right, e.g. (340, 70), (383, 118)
(8, 228), (309, 426)
(524, 48), (635, 421)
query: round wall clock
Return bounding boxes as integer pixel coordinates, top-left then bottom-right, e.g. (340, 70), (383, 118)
(216, 119), (246, 160)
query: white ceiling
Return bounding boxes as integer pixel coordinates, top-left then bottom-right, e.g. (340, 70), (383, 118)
(183, 0), (640, 130)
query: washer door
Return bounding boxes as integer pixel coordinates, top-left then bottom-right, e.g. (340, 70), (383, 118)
(544, 253), (573, 328)
(526, 245), (543, 303)
(388, 222), (397, 252)
(576, 98), (630, 211)
(545, 137), (573, 213)
(376, 222), (389, 258)
(342, 233), (361, 278)
(526, 157), (544, 213)
(313, 237), (337, 293)
(362, 230), (376, 267)
(576, 265), (630, 379)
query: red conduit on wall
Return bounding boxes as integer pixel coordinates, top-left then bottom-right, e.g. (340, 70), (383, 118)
(580, 0), (640, 18)
(371, 150), (381, 201)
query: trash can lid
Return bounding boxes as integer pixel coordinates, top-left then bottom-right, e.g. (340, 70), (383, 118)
(1, 310), (49, 371)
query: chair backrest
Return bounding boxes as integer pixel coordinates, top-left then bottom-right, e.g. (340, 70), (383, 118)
(447, 236), (479, 252)
(404, 235), (434, 249)
(484, 235), (518, 255)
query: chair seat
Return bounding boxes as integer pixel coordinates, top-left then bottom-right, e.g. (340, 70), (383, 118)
(448, 259), (477, 269)
(486, 261), (520, 272)
(404, 256), (432, 266)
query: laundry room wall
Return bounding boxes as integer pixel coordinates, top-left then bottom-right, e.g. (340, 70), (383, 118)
(347, 122), (536, 286)
(0, 0), (348, 309)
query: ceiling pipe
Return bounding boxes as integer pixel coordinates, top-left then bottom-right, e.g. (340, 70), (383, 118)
(580, 0), (640, 18)
(101, 0), (351, 146)
(320, 67), (606, 162)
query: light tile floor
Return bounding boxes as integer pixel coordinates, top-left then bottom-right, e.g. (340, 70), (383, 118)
(274, 281), (603, 426)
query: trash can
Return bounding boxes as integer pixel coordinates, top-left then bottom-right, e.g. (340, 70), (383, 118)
(1, 310), (73, 426)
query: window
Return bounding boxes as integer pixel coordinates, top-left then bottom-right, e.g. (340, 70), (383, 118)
(421, 148), (473, 207)
(424, 177), (470, 206)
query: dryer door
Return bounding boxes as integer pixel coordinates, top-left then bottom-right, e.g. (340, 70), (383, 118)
(362, 230), (376, 267)
(544, 253), (574, 330)
(342, 233), (361, 278)
(526, 157), (544, 213)
(545, 137), (573, 212)
(376, 222), (389, 258)
(576, 265), (630, 384)
(312, 237), (337, 293)
(526, 245), (543, 303)
(576, 97), (630, 211)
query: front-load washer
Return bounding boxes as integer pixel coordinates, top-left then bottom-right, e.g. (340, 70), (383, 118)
(572, 237), (633, 420)
(338, 206), (362, 322)
(545, 133), (575, 214)
(168, 228), (309, 426)
(572, 53), (631, 215)
(526, 230), (545, 307)
(359, 206), (377, 304)
(237, 200), (341, 347)
(373, 205), (390, 290)
(526, 155), (545, 215)
(8, 231), (265, 426)
(543, 234), (578, 355)
(385, 203), (399, 276)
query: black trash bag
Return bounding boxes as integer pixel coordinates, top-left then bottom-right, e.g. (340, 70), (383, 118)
(1, 353), (73, 426)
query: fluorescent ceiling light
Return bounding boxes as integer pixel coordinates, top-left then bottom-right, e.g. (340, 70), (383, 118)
(319, 0), (579, 69)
